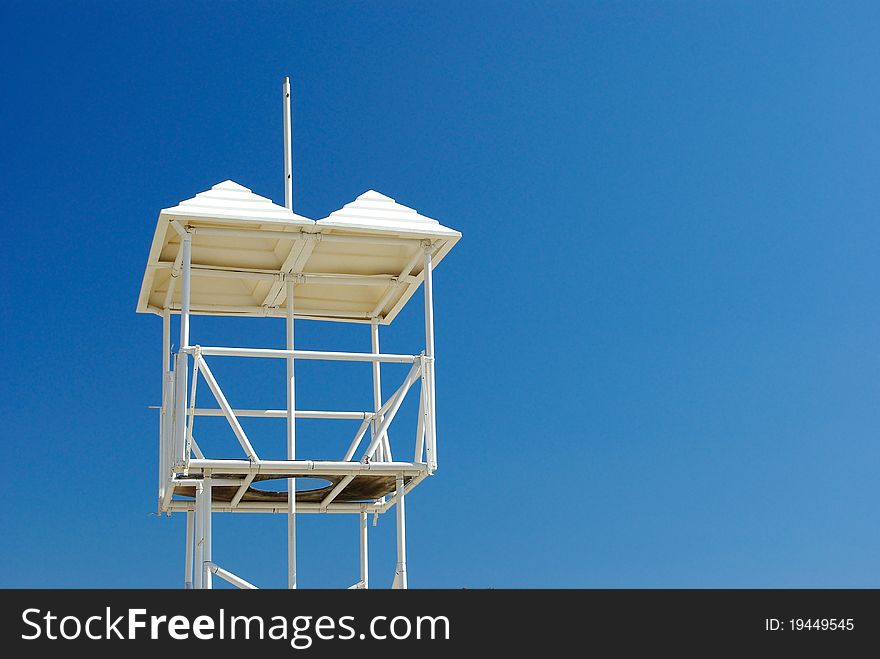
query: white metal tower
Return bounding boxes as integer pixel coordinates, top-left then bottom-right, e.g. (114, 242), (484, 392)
(137, 78), (460, 589)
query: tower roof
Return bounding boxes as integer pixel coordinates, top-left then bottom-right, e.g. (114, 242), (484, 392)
(137, 183), (460, 324)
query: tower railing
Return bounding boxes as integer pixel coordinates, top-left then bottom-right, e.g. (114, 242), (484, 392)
(157, 345), (434, 512)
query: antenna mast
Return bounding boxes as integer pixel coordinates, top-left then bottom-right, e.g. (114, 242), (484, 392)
(283, 76), (293, 210)
(282, 76), (297, 589)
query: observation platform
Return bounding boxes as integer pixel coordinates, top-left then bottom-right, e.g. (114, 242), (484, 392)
(174, 470), (414, 505)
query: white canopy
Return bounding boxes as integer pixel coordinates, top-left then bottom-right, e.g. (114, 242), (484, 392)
(137, 181), (460, 323)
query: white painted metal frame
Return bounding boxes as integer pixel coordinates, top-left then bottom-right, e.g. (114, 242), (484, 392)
(151, 78), (444, 590)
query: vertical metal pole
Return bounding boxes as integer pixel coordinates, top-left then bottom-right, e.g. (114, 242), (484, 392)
(423, 246), (437, 471)
(162, 311), (171, 376)
(286, 279), (297, 589)
(394, 476), (408, 589)
(371, 321), (390, 461)
(184, 510), (194, 589)
(163, 374), (175, 501)
(283, 77), (293, 211)
(159, 311), (171, 506)
(283, 76), (297, 590)
(414, 377), (426, 463)
(193, 482), (204, 589)
(174, 233), (192, 467)
(179, 232), (192, 348)
(359, 511), (369, 588)
(202, 474), (213, 590)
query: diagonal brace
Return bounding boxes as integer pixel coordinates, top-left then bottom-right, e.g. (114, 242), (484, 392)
(196, 354), (259, 461)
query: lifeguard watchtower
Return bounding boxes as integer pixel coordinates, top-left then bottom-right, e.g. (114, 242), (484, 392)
(136, 79), (460, 589)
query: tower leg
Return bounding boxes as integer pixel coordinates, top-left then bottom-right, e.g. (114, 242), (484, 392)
(193, 482), (204, 589)
(371, 322), (391, 462)
(392, 476), (408, 589)
(174, 232), (192, 470)
(202, 475), (213, 589)
(423, 245), (437, 472)
(286, 279), (297, 589)
(184, 510), (194, 589)
(360, 511), (369, 589)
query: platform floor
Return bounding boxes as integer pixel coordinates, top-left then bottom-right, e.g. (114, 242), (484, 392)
(174, 472), (411, 504)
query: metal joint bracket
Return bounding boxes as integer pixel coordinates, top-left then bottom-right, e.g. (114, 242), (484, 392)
(171, 221), (193, 241)
(169, 219), (188, 237)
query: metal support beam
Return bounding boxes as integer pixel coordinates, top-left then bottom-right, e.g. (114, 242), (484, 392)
(173, 478), (243, 488)
(202, 475), (213, 589)
(173, 232), (192, 469)
(360, 511), (369, 589)
(156, 301), (374, 321)
(189, 435), (205, 460)
(423, 246), (437, 471)
(193, 481), (204, 589)
(184, 510), (194, 589)
(187, 459), (425, 476)
(371, 322), (392, 461)
(159, 310), (171, 507)
(207, 562), (258, 589)
(320, 475), (355, 510)
(393, 476), (407, 589)
(414, 377), (426, 463)
(179, 233), (192, 348)
(161, 243), (184, 311)
(188, 225), (425, 248)
(361, 362), (422, 461)
(169, 500), (383, 514)
(230, 472), (255, 508)
(188, 346), (417, 364)
(286, 279), (297, 590)
(343, 417), (373, 462)
(186, 408), (373, 420)
(369, 247), (425, 319)
(196, 356), (258, 461)
(184, 355), (199, 472)
(154, 263), (411, 287)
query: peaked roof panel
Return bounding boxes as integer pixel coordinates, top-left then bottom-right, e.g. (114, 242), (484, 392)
(160, 180), (314, 226)
(316, 190), (459, 237)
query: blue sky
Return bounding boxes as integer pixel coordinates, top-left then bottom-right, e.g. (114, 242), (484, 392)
(1, 1), (878, 587)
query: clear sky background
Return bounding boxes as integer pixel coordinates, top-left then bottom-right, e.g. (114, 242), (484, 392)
(1, 1), (878, 588)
